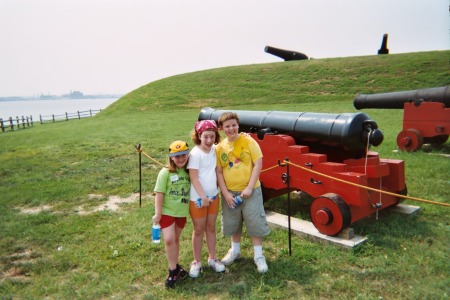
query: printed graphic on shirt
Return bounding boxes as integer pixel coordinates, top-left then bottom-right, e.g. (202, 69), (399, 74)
(168, 176), (190, 204)
(221, 136), (251, 169)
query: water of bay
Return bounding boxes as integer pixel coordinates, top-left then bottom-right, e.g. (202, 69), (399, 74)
(0, 98), (120, 121)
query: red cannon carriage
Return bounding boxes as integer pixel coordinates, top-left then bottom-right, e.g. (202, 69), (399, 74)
(199, 107), (406, 236)
(354, 86), (450, 151)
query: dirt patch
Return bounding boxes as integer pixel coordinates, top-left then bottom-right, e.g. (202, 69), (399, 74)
(20, 205), (53, 214)
(1, 249), (35, 283)
(76, 194), (140, 215)
(18, 193), (153, 216)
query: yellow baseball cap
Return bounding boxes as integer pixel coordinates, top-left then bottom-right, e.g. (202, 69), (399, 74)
(169, 140), (189, 157)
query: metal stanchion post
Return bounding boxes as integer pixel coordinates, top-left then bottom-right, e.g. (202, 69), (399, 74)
(135, 144), (142, 208)
(279, 157), (292, 256)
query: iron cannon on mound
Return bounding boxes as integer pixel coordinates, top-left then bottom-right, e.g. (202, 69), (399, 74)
(265, 46), (308, 61)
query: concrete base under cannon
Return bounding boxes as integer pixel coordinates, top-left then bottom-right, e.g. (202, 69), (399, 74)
(265, 203), (420, 249)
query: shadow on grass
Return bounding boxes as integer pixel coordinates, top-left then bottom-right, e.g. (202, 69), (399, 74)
(161, 255), (316, 299)
(264, 192), (439, 252)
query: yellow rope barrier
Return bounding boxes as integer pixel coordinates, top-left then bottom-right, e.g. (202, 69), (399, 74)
(263, 159), (450, 208)
(136, 147), (166, 167)
(261, 164), (280, 173)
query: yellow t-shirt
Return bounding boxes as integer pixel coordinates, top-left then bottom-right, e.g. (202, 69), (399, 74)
(216, 134), (263, 191)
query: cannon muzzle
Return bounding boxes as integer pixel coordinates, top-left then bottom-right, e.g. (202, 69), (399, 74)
(199, 107), (383, 158)
(264, 46), (308, 61)
(377, 33), (389, 55)
(354, 86), (450, 109)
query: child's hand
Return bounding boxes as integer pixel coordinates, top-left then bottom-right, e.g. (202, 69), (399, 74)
(202, 196), (210, 207)
(241, 186), (253, 199)
(225, 193), (237, 209)
(152, 214), (161, 225)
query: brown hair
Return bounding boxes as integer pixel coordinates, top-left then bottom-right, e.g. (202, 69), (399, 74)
(167, 155), (189, 173)
(217, 112), (240, 127)
(191, 129), (221, 145)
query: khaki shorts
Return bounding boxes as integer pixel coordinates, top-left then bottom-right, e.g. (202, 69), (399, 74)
(221, 186), (270, 237)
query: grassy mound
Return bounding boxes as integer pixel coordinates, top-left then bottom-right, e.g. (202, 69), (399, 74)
(0, 50), (449, 299)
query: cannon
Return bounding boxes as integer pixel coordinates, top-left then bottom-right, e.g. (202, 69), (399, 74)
(200, 107), (384, 160)
(265, 46), (308, 61)
(354, 86), (450, 151)
(377, 33), (389, 55)
(199, 107), (406, 236)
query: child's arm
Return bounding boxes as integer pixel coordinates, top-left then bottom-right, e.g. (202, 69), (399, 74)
(216, 165), (235, 208)
(241, 157), (262, 199)
(189, 169), (209, 207)
(152, 192), (164, 224)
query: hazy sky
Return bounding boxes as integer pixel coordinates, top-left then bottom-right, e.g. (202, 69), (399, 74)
(1, 0), (448, 97)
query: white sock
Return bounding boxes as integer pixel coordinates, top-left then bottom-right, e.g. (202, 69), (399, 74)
(232, 242), (240, 254)
(254, 245), (263, 258)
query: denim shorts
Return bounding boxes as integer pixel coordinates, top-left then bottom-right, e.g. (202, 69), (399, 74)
(221, 186), (270, 237)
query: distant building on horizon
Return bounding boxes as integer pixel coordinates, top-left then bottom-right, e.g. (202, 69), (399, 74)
(40, 93), (56, 100)
(64, 90), (84, 99)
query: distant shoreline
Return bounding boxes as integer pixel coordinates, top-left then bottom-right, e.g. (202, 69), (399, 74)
(0, 95), (123, 102)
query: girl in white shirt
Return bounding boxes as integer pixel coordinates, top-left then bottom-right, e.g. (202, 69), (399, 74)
(187, 120), (225, 278)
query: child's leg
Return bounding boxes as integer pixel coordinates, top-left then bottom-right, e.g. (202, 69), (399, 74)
(192, 217), (206, 262)
(173, 219), (186, 261)
(162, 223), (178, 271)
(205, 213), (218, 259)
(204, 196), (220, 259)
(190, 201), (207, 262)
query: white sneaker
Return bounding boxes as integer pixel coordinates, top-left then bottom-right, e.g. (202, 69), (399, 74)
(254, 256), (268, 273)
(208, 258), (225, 272)
(189, 261), (202, 278)
(221, 249), (241, 265)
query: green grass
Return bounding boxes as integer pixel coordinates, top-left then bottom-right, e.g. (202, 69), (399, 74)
(0, 50), (449, 299)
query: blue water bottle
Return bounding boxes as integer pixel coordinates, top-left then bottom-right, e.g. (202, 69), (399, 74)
(196, 195), (217, 208)
(152, 223), (161, 244)
(233, 195), (243, 209)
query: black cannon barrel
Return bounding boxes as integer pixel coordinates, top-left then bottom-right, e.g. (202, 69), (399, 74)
(354, 86), (450, 109)
(264, 45), (308, 61)
(377, 33), (389, 55)
(198, 107), (383, 155)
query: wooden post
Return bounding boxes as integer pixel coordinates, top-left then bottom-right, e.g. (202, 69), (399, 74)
(16, 116), (20, 130)
(0, 118), (4, 133)
(52, 114), (55, 123)
(22, 116), (25, 128)
(30, 115), (33, 126)
(9, 117), (14, 131)
(77, 111), (81, 119)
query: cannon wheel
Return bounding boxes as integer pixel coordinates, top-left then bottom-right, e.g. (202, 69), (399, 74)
(310, 193), (351, 236)
(396, 129), (423, 151)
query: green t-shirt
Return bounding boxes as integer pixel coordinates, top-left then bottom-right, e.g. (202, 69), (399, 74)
(153, 167), (190, 217)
